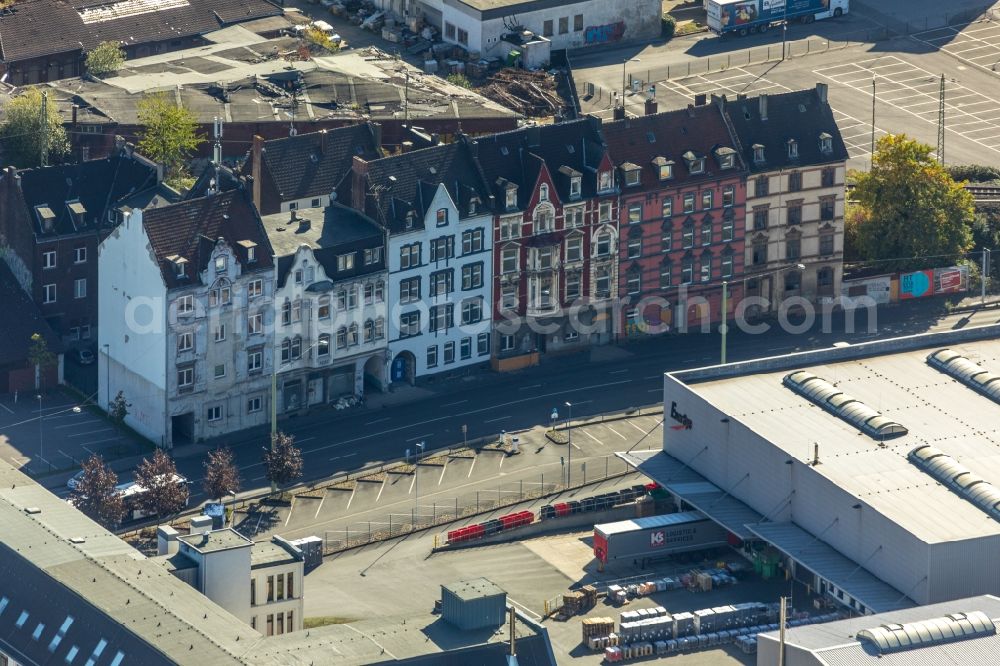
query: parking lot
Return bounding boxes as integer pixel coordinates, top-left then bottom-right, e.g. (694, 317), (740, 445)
(912, 19), (1000, 77)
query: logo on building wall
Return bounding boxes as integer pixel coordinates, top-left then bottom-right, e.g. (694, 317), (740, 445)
(670, 401), (693, 430)
(650, 530), (665, 547)
(585, 22), (626, 45)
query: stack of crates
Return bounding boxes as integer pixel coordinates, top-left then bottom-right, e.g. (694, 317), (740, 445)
(604, 646), (623, 662)
(582, 617), (615, 648)
(672, 612), (696, 638)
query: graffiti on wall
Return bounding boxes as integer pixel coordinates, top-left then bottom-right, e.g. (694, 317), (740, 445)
(585, 21), (626, 44)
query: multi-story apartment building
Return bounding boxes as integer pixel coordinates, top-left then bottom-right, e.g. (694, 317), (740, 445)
(603, 103), (747, 335)
(263, 203), (388, 412)
(348, 141), (494, 383)
(720, 84), (848, 314)
(470, 119), (619, 366)
(98, 187), (276, 447)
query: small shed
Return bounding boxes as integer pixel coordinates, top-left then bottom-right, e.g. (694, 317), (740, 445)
(441, 578), (507, 631)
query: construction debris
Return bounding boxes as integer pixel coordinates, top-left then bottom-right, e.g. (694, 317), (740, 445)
(480, 68), (564, 117)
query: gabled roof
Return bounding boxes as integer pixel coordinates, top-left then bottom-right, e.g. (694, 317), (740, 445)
(602, 104), (744, 189)
(243, 125), (381, 204)
(722, 86), (849, 173)
(142, 188), (274, 288)
(0, 261), (61, 365)
(16, 146), (160, 236)
(0, 0), (281, 64)
(360, 141), (491, 234)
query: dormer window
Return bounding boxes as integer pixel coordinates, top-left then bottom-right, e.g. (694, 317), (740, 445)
(539, 184), (549, 202)
(787, 138), (799, 159)
(752, 144), (765, 164)
(238, 239), (258, 263)
(35, 205), (56, 233)
(714, 147), (736, 170)
(436, 208), (448, 227)
(214, 255), (227, 274)
(621, 163), (641, 187)
(598, 170), (613, 192)
(570, 177), (581, 198)
(469, 197), (480, 215)
(505, 187), (517, 210)
(167, 255), (188, 278)
(405, 211), (416, 230)
(819, 132), (833, 155)
(652, 157), (674, 181)
(683, 151), (705, 175)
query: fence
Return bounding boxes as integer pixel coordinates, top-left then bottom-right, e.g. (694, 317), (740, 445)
(863, 5), (1000, 36)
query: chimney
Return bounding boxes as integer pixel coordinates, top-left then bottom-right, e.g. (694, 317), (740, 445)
(251, 135), (264, 212)
(812, 443), (820, 466)
(816, 82), (829, 104)
(401, 141), (414, 153)
(759, 93), (768, 121)
(526, 125), (541, 147)
(319, 129), (328, 155)
(612, 106), (625, 121)
(644, 98), (658, 115)
(694, 93), (707, 106)
(71, 104), (78, 126)
(371, 122), (383, 153)
(351, 155), (370, 212)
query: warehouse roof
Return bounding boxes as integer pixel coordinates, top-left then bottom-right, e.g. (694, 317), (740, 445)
(443, 578), (506, 602)
(679, 333), (1000, 544)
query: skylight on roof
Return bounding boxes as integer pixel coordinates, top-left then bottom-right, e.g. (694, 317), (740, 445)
(78, 0), (189, 24)
(783, 371), (908, 440)
(927, 349), (1000, 404)
(909, 445), (1000, 521)
(857, 610), (995, 653)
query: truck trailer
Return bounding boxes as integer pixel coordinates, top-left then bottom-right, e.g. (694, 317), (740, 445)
(593, 511), (729, 564)
(706, 0), (848, 36)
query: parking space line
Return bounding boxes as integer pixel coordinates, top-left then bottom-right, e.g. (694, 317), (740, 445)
(467, 456), (477, 478)
(405, 433), (432, 442)
(484, 415), (511, 423)
(78, 436), (121, 446)
(408, 473), (416, 495)
(440, 399), (467, 408)
(581, 429), (603, 446)
(626, 420), (649, 434)
(284, 497), (295, 527)
(606, 425), (628, 441)
(54, 419), (101, 429)
(438, 459), (448, 485)
(0, 403), (13, 414)
(365, 417), (391, 425)
(314, 491), (327, 519)
(346, 485), (357, 510)
(68, 428), (114, 438)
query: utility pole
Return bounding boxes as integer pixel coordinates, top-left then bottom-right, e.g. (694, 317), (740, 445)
(983, 249), (991, 305)
(781, 3), (789, 60)
(870, 79), (876, 163)
(289, 91), (298, 137)
(270, 258), (278, 494)
(212, 116), (223, 164)
(565, 402), (573, 486)
(720, 281), (729, 365)
(778, 595), (787, 666)
(937, 73), (945, 164)
(39, 91), (49, 167)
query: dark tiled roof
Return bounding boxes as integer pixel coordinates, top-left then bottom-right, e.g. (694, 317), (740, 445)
(722, 87), (849, 173)
(602, 105), (745, 189)
(0, 0), (282, 64)
(0, 261), (61, 365)
(245, 125), (381, 204)
(361, 141), (491, 234)
(142, 188), (274, 288)
(17, 148), (160, 236)
(186, 162), (242, 200)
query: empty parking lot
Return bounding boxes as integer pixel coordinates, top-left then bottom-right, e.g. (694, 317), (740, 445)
(912, 19), (1000, 76)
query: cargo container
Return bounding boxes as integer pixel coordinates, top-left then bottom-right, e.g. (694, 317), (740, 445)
(593, 511), (729, 564)
(706, 0), (849, 36)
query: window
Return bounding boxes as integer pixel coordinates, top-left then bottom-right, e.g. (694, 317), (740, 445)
(251, 580), (257, 606)
(787, 139), (799, 159)
(753, 206), (769, 231)
(681, 256), (694, 284)
(661, 224), (672, 252)
(818, 267), (835, 296)
(248, 279), (262, 298)
(317, 296), (330, 319)
(347, 324), (359, 346)
(534, 206), (554, 232)
(478, 332), (490, 355)
(248, 312), (263, 335)
(538, 184), (549, 202)
(624, 168), (641, 187)
(700, 253), (712, 282)
(215, 255), (227, 274)
(501, 335), (515, 352)
(400, 244), (421, 269)
(288, 573), (294, 598)
(755, 175), (769, 197)
(820, 197), (836, 221)
(444, 22), (455, 39)
(786, 235), (801, 260)
(565, 272), (581, 299)
(361, 319), (373, 344)
(788, 171), (802, 192)
(277, 575), (285, 601)
(752, 239), (768, 266)
(318, 334), (330, 357)
(626, 267), (641, 295)
(659, 163), (674, 181)
(430, 269), (453, 296)
(598, 171), (613, 192)
(81, 324), (91, 340)
(701, 190), (713, 210)
(337, 253), (355, 271)
(566, 235), (582, 262)
(662, 199), (673, 219)
(347, 288), (357, 310)
(70, 277), (86, 299)
(291, 336), (302, 359)
(461, 298), (483, 325)
(281, 300), (291, 325)
(689, 158), (705, 174)
(505, 188), (518, 210)
(266, 614), (274, 637)
(722, 215), (734, 242)
(336, 290), (347, 311)
(248, 349), (262, 373)
(628, 203), (642, 224)
(213, 363), (226, 379)
(701, 221), (712, 246)
(787, 202), (803, 225)
(570, 177), (581, 198)
(627, 237), (642, 259)
(208, 285), (231, 307)
(566, 207), (584, 227)
(660, 260), (672, 288)
(43, 283), (56, 304)
(177, 332), (193, 353)
(375, 280), (385, 303)
(460, 337), (472, 359)
(430, 236), (454, 262)
(595, 267), (611, 298)
(247, 246), (257, 263)
(501, 283), (518, 310)
(292, 299), (302, 322)
(436, 208), (448, 226)
(462, 229), (484, 254)
(361, 283), (373, 305)
(785, 270), (801, 292)
(462, 263), (483, 290)
(426, 345), (438, 368)
(596, 233), (611, 257)
(178, 366), (194, 388)
(400, 277), (421, 304)
(559, 16), (568, 33)
(753, 144), (765, 163)
(722, 186), (735, 207)
(430, 304), (454, 332)
(543, 19), (553, 36)
(500, 218), (520, 240)
(535, 247), (554, 270)
(43, 250), (56, 269)
(820, 133), (833, 154)
(74, 247), (86, 263)
(502, 247), (519, 273)
(364, 247), (382, 265)
(682, 222), (694, 249)
(336, 327), (347, 349)
(457, 28), (468, 45)
(683, 193), (695, 214)
(820, 231), (835, 256)
(214, 323), (226, 342)
(721, 252), (733, 279)
(821, 167), (836, 187)
(444, 341), (455, 364)
(375, 317), (385, 340)
(400, 311), (421, 338)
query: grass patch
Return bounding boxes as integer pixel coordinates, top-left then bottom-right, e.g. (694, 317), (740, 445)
(304, 616), (355, 629)
(675, 21), (706, 36)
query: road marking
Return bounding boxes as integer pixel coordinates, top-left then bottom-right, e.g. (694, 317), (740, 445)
(58, 449), (75, 462)
(484, 415), (511, 423)
(284, 497), (295, 527)
(54, 419), (101, 429)
(375, 478), (386, 503)
(405, 433), (432, 442)
(408, 472), (416, 495)
(467, 456), (477, 478)
(647, 388), (662, 393)
(498, 454), (505, 471)
(296, 437), (316, 444)
(438, 459), (448, 485)
(645, 375), (662, 380)
(0, 403), (13, 414)
(518, 384), (542, 390)
(606, 425), (628, 441)
(609, 369), (630, 375)
(346, 485), (357, 510)
(440, 399), (468, 407)
(314, 491), (327, 519)
(573, 400), (593, 406)
(627, 420), (649, 434)
(79, 436), (122, 446)
(81, 445), (95, 455)
(68, 428), (114, 438)
(508, 596), (542, 620)
(330, 453), (358, 461)
(582, 430), (603, 445)
(251, 475), (266, 482)
(365, 417), (391, 425)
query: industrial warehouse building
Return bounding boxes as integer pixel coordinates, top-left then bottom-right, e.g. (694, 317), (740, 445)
(622, 323), (1000, 614)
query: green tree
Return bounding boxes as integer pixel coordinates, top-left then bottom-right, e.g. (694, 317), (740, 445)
(136, 92), (203, 188)
(852, 134), (974, 271)
(0, 88), (70, 168)
(69, 454), (125, 529)
(304, 26), (340, 53)
(27, 332), (55, 392)
(446, 73), (472, 89)
(262, 431), (303, 492)
(86, 41), (126, 77)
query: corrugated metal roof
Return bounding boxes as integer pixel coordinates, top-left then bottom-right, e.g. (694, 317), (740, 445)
(595, 511), (707, 537)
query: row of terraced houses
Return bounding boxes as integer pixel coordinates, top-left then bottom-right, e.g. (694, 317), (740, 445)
(0, 84), (847, 446)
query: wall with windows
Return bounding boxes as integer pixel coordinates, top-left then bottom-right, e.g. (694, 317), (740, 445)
(387, 185), (493, 381)
(249, 561), (304, 636)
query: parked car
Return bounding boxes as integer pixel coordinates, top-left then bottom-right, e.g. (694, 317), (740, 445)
(67, 470), (84, 490)
(73, 348), (95, 365)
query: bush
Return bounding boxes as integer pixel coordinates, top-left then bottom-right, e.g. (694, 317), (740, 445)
(662, 15), (677, 39)
(446, 73), (473, 89)
(86, 41), (126, 77)
(947, 164), (1000, 183)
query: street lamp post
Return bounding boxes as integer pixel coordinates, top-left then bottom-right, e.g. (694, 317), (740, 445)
(621, 58), (641, 110)
(103, 343), (110, 411)
(37, 394), (43, 472)
(565, 401), (573, 486)
(414, 440), (425, 524)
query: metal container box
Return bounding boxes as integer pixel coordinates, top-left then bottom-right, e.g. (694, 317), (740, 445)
(440, 578), (506, 631)
(593, 511), (728, 564)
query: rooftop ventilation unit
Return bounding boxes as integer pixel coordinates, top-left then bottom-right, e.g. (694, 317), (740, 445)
(909, 444), (1000, 521)
(783, 371), (908, 440)
(927, 349), (1000, 404)
(857, 610), (995, 653)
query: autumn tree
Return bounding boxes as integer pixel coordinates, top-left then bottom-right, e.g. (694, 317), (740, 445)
(136, 92), (203, 188)
(69, 454), (125, 529)
(203, 447), (241, 502)
(134, 449), (189, 522)
(108, 390), (130, 433)
(263, 431), (303, 492)
(85, 41), (126, 77)
(852, 134), (974, 271)
(27, 332), (55, 391)
(0, 87), (70, 168)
